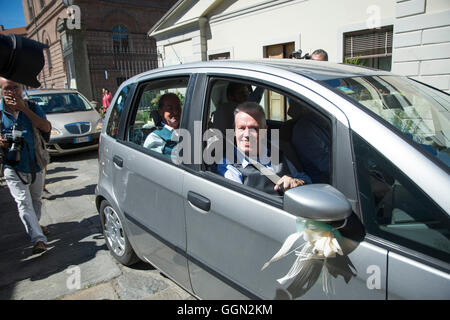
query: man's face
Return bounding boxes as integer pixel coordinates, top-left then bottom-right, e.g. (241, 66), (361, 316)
(158, 95), (181, 129)
(311, 53), (326, 61)
(1, 79), (22, 99)
(235, 111), (266, 157)
(1, 79), (22, 110)
(229, 85), (250, 104)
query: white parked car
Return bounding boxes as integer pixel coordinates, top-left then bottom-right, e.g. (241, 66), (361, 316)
(25, 89), (102, 155)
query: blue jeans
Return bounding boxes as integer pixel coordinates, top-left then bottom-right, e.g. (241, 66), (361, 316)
(4, 168), (47, 245)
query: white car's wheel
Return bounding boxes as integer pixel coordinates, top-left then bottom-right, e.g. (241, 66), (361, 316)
(100, 200), (139, 266)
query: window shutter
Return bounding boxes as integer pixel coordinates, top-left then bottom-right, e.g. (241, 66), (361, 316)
(344, 26), (393, 59)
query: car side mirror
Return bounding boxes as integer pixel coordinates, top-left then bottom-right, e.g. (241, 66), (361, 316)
(283, 184), (352, 221)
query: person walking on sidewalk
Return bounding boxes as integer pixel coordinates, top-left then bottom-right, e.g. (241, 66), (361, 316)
(0, 77), (52, 255)
(102, 88), (113, 114)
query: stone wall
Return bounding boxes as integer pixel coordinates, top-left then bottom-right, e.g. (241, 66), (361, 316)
(392, 0), (450, 92)
(23, 0), (67, 89)
(22, 0), (176, 99)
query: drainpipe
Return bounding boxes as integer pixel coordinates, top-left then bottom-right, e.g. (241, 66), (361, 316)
(198, 17), (208, 61)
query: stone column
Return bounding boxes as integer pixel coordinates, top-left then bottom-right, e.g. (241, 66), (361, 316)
(57, 18), (93, 100)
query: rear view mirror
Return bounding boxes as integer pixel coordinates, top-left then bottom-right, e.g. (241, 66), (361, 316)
(283, 184), (352, 221)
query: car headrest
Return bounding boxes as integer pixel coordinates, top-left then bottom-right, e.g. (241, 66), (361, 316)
(287, 98), (310, 119)
(150, 110), (162, 127)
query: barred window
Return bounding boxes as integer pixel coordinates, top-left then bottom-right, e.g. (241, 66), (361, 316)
(112, 25), (129, 53)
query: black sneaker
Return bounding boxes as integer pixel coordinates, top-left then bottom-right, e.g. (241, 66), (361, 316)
(32, 241), (47, 254)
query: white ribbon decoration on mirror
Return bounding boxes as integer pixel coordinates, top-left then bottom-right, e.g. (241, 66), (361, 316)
(262, 220), (345, 295)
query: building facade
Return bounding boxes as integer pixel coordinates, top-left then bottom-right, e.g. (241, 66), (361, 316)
(149, 0), (450, 92)
(22, 0), (176, 101)
(391, 0), (450, 92)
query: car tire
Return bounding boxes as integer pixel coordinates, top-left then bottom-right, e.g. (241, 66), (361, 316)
(99, 200), (139, 266)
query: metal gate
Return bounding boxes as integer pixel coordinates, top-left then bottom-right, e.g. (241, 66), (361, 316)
(86, 30), (158, 101)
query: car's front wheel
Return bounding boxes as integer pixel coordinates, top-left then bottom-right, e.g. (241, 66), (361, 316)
(99, 200), (139, 266)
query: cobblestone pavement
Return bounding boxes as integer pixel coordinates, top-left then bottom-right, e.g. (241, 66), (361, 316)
(0, 150), (194, 300)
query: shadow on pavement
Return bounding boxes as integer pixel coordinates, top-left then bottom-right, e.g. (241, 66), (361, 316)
(45, 175), (78, 185)
(50, 150), (98, 163)
(46, 166), (78, 175)
(0, 214), (107, 300)
(46, 184), (96, 200)
(129, 260), (156, 271)
(0, 148), (104, 300)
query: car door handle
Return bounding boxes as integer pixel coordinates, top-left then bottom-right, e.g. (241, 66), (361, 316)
(113, 155), (123, 167)
(187, 191), (211, 212)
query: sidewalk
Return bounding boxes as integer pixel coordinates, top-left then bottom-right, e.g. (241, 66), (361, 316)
(0, 153), (194, 300)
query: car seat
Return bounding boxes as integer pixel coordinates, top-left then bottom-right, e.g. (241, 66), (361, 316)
(278, 99), (307, 172)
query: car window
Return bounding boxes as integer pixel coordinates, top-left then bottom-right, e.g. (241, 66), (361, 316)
(203, 78), (332, 200)
(106, 85), (131, 139)
(353, 132), (450, 263)
(324, 75), (450, 170)
(125, 77), (188, 160)
(27, 92), (93, 114)
(207, 80), (298, 126)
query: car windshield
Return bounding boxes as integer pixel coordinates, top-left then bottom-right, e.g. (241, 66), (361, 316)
(323, 75), (450, 169)
(27, 92), (93, 114)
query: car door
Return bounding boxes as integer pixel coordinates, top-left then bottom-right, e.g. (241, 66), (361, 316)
(110, 75), (194, 292)
(183, 70), (388, 299)
(99, 82), (135, 214)
(319, 72), (450, 299)
(351, 132), (450, 299)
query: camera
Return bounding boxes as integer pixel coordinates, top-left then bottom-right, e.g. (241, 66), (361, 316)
(290, 50), (311, 60)
(2, 125), (25, 163)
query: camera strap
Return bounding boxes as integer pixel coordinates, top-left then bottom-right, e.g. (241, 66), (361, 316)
(1, 106), (36, 185)
(13, 143), (36, 186)
(13, 142), (36, 186)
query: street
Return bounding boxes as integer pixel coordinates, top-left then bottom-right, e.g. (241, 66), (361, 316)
(0, 150), (194, 300)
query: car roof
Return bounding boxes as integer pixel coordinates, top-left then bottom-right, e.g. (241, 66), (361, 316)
(249, 59), (392, 81)
(24, 88), (80, 95)
(134, 59), (392, 82)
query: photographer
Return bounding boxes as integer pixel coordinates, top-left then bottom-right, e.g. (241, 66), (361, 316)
(311, 49), (328, 61)
(290, 48), (328, 61)
(0, 77), (51, 255)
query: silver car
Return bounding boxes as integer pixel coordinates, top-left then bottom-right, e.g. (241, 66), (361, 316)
(25, 89), (103, 155)
(96, 60), (450, 300)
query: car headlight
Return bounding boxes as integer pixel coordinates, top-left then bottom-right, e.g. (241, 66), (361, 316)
(95, 119), (103, 132)
(51, 128), (62, 136)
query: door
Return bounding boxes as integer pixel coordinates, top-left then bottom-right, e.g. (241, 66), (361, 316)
(111, 76), (193, 291)
(388, 253), (450, 299)
(184, 75), (388, 299)
(352, 132), (450, 299)
(264, 42), (295, 121)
